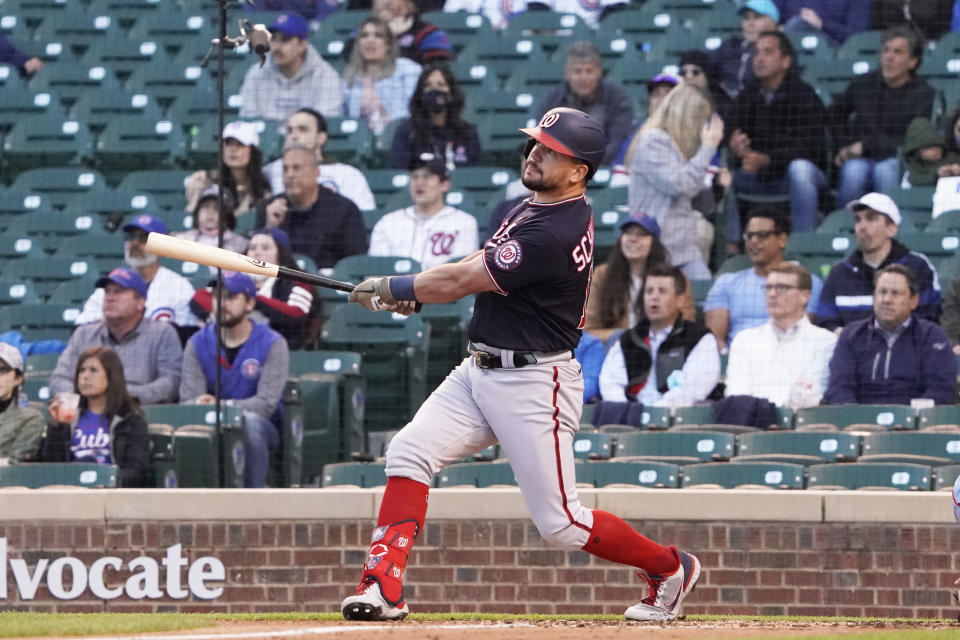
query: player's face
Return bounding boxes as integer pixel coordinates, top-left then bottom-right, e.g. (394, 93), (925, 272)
(874, 272), (918, 331)
(223, 138), (251, 169)
(744, 216), (787, 267)
(247, 234), (280, 265)
(124, 229), (157, 269)
(358, 23), (389, 63)
(77, 356), (109, 401)
(409, 168), (448, 210)
(285, 112), (323, 150)
(853, 208), (897, 254)
(764, 271), (809, 321)
(211, 291), (255, 328)
(741, 9), (776, 43)
(282, 148), (320, 200)
(643, 275), (680, 327)
(0, 362), (22, 402)
(102, 283), (145, 323)
(196, 200), (220, 234)
(620, 226), (653, 263)
(881, 37), (917, 87)
(521, 141), (586, 192)
(565, 61), (602, 100)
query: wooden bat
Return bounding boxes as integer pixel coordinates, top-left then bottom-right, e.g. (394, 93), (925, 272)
(145, 232), (361, 293)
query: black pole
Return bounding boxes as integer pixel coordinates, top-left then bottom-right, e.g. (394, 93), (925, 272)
(213, 0), (229, 489)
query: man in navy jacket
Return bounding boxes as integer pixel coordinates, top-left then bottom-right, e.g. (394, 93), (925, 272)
(824, 264), (956, 405)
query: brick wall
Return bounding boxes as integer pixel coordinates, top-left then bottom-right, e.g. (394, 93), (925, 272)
(2, 516), (958, 618)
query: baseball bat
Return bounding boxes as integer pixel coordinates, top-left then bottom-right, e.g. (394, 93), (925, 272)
(144, 232), (358, 293)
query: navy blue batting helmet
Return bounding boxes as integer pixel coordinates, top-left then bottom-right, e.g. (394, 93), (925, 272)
(520, 107), (608, 180)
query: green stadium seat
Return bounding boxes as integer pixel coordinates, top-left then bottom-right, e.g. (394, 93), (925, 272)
(127, 12), (214, 54)
(332, 255), (422, 284)
(86, 0), (181, 28)
(23, 352), (61, 378)
(836, 30), (883, 59)
(436, 461), (517, 488)
(47, 274), (99, 305)
(0, 0), (81, 29)
(5, 35), (70, 65)
(172, 425), (219, 488)
(21, 378), (51, 403)
(421, 10), (492, 53)
(785, 231), (855, 258)
(582, 460), (680, 488)
(716, 253), (752, 275)
(7, 210), (109, 253)
(476, 117), (532, 167)
(1, 117), (94, 172)
(599, 5), (675, 36)
(459, 37), (548, 82)
(807, 461), (932, 490)
(788, 31), (836, 63)
(322, 461), (387, 488)
(681, 461), (805, 489)
(670, 405), (714, 428)
(70, 91), (164, 132)
(614, 430), (735, 464)
(59, 188), (155, 224)
(927, 210), (960, 234)
(817, 208), (853, 234)
(800, 57), (875, 98)
(449, 166), (519, 209)
(0, 278), (40, 306)
(895, 231), (960, 257)
(317, 9), (365, 40)
(27, 62), (121, 107)
(917, 405), (960, 430)
(117, 170), (191, 211)
(794, 405), (916, 432)
(934, 464), (960, 491)
(883, 186), (936, 227)
(419, 296), (474, 388)
(363, 168), (411, 208)
(147, 423), (178, 488)
(572, 432), (614, 460)
(448, 60), (499, 100)
(502, 12), (592, 55)
(600, 405), (672, 430)
(0, 233), (42, 260)
(276, 380), (304, 487)
(78, 39), (173, 80)
(320, 305), (430, 433)
(3, 258), (101, 300)
(322, 117), (373, 165)
(859, 432), (960, 466)
(126, 64), (211, 108)
(0, 87), (67, 134)
(0, 462), (118, 488)
(609, 59), (676, 95)
(169, 88), (243, 131)
(10, 168), (106, 209)
(0, 302), (81, 332)
(32, 12), (121, 55)
(734, 431), (860, 466)
(94, 116), (187, 173)
(144, 403), (245, 430)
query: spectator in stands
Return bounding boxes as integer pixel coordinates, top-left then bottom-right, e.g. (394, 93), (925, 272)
(255, 144), (368, 268)
(724, 263), (837, 408)
(370, 153), (478, 268)
(42, 347), (150, 487)
(191, 228), (320, 350)
(186, 121), (272, 218)
(372, 0), (453, 64)
(609, 74), (678, 188)
(824, 264), (956, 405)
(245, 0), (339, 22)
(776, 0), (870, 46)
(584, 213), (695, 344)
(939, 275), (960, 354)
(180, 272), (290, 488)
(0, 343), (44, 465)
(74, 215), (199, 329)
(389, 63), (481, 170)
(535, 41), (635, 166)
(948, 105), (960, 157)
(598, 264), (720, 405)
(711, 0), (779, 98)
(264, 108), (375, 211)
(902, 117), (960, 186)
(52, 269), (183, 405)
(678, 50), (734, 121)
(342, 17), (422, 135)
(728, 30), (827, 237)
(239, 13), (344, 122)
(872, 0), (955, 43)
(815, 193), (941, 330)
(831, 25), (935, 206)
(705, 209), (824, 350)
(0, 34), (42, 77)
(174, 185), (249, 257)
(576, 332), (604, 404)
(626, 83), (723, 279)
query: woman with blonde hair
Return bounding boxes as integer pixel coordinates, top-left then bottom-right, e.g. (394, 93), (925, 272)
(626, 83), (724, 280)
(342, 16), (422, 135)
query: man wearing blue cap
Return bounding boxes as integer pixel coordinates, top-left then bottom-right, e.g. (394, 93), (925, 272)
(711, 0), (779, 98)
(239, 12), (344, 122)
(74, 214), (199, 328)
(180, 271), (290, 488)
(50, 268), (184, 405)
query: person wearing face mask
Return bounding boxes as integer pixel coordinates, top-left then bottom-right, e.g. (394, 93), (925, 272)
(190, 228), (320, 350)
(389, 64), (481, 170)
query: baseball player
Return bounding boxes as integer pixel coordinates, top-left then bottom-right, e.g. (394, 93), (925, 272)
(341, 107), (700, 622)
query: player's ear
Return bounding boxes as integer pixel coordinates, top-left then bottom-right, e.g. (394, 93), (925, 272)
(569, 162), (589, 185)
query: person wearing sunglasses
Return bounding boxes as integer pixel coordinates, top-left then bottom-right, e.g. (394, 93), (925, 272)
(704, 208), (823, 350)
(0, 343), (44, 466)
(724, 262), (837, 409)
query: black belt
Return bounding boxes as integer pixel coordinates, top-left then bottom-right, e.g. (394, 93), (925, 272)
(473, 350), (539, 369)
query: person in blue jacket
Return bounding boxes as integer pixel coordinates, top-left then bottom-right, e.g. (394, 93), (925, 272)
(776, 0), (870, 46)
(824, 264), (956, 406)
(0, 34), (43, 76)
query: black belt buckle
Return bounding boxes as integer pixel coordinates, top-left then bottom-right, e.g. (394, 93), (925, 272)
(474, 351), (498, 369)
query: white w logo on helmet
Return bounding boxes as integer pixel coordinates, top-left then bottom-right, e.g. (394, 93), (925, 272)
(539, 112), (561, 128)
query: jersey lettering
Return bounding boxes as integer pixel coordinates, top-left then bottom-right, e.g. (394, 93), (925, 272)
(489, 219), (519, 245)
(571, 218), (595, 273)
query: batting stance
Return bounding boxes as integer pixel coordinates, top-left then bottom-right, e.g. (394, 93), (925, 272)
(342, 107), (699, 622)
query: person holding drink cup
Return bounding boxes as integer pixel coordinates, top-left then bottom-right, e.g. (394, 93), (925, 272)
(40, 347), (150, 487)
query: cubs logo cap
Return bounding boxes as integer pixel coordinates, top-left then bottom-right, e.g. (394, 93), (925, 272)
(96, 267), (149, 299)
(845, 192), (901, 227)
(520, 107), (608, 178)
(122, 213), (168, 236)
(270, 13), (309, 39)
(620, 212), (661, 239)
(0, 342), (24, 373)
(208, 270), (258, 299)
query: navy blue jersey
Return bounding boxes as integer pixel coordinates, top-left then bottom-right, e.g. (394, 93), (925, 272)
(468, 194), (594, 352)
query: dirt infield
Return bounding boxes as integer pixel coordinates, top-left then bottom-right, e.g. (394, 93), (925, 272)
(70, 618), (957, 640)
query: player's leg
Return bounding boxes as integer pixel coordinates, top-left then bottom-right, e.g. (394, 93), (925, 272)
(481, 360), (698, 621)
(342, 358), (497, 621)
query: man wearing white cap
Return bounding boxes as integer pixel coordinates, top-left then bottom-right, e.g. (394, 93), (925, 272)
(0, 343), (44, 466)
(814, 192), (941, 332)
